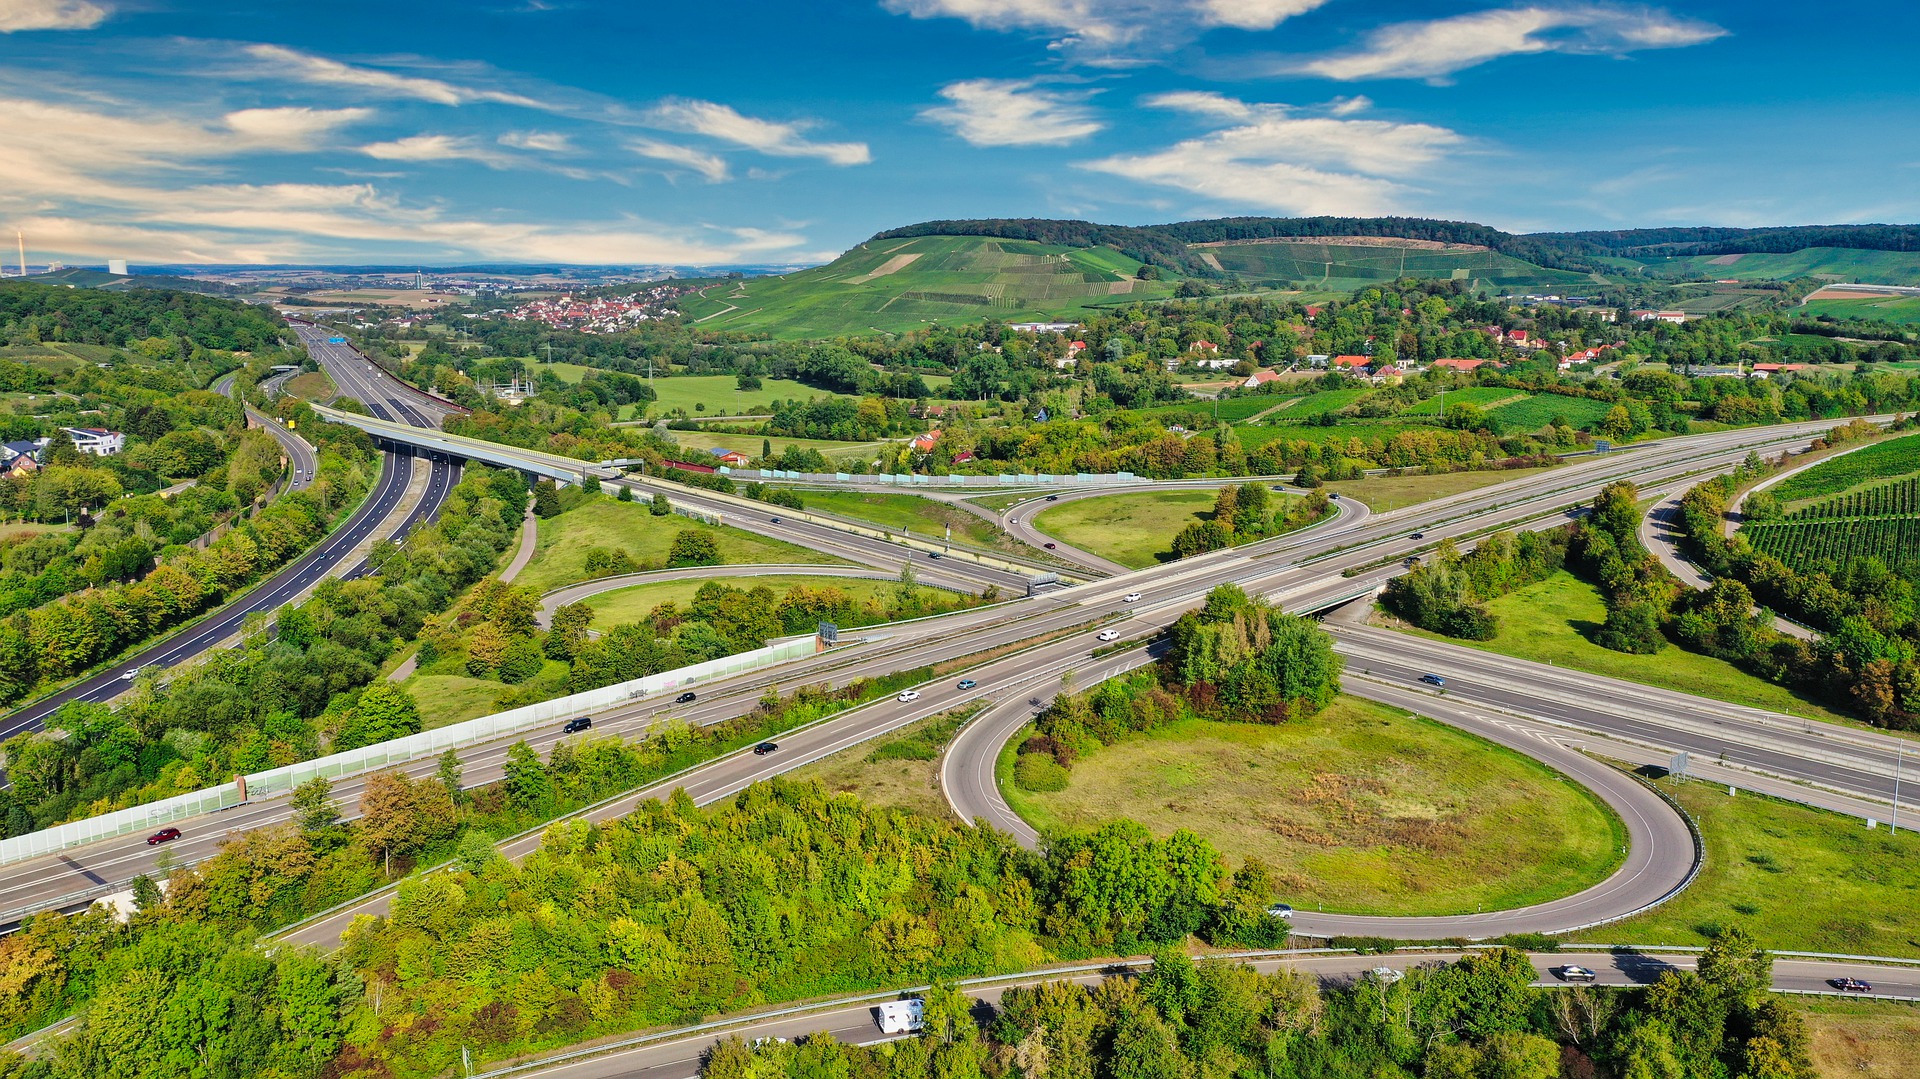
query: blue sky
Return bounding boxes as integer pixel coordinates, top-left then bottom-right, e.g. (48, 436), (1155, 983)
(1, 0), (1915, 267)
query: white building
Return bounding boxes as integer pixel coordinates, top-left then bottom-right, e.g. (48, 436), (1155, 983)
(64, 427), (126, 455)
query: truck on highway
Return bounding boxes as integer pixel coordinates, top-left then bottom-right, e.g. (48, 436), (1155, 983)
(875, 999), (925, 1034)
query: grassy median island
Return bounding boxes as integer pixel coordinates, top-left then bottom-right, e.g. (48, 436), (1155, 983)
(1002, 697), (1627, 917)
(791, 706), (978, 819)
(801, 488), (1018, 551)
(513, 496), (837, 595)
(1384, 569), (1854, 726)
(1577, 780), (1920, 958)
(1323, 463), (1558, 513)
(580, 573), (959, 627)
(1031, 489), (1217, 567)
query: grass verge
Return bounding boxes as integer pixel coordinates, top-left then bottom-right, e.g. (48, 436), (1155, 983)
(1382, 570), (1854, 727)
(1003, 698), (1627, 916)
(1323, 465), (1558, 513)
(1575, 779), (1920, 958)
(581, 574), (959, 627)
(514, 498), (838, 596)
(790, 705), (980, 819)
(802, 490), (1019, 552)
(1802, 1000), (1920, 1078)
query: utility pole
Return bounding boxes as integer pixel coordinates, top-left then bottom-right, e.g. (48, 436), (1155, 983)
(1893, 746), (1905, 836)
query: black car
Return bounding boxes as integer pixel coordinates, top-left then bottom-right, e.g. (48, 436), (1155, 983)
(148, 827), (181, 845)
(1410, 532), (1426, 540)
(753, 741), (779, 756)
(563, 716), (593, 733)
(675, 691), (698, 704)
(770, 516), (782, 524)
(1829, 977), (1872, 992)
(1046, 494), (1058, 501)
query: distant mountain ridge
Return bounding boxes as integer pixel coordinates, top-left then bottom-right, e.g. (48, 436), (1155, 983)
(870, 217), (1920, 278)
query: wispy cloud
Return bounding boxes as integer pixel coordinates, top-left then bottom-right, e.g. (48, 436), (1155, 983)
(0, 93), (810, 265)
(0, 0), (107, 32)
(498, 130), (573, 153)
(241, 44), (546, 107)
(626, 137), (731, 182)
(1082, 94), (1464, 215)
(361, 134), (520, 168)
(882, 0), (1330, 57)
(644, 98), (870, 166)
(1288, 4), (1727, 82)
(921, 78), (1103, 146)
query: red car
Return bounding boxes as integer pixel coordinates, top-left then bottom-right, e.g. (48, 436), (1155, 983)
(148, 827), (181, 845)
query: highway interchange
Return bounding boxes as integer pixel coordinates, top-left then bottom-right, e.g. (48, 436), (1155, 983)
(3, 330), (1916, 1070)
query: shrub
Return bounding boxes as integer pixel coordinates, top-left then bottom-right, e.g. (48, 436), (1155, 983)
(1013, 751), (1070, 792)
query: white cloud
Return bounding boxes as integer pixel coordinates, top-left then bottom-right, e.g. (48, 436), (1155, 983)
(644, 98), (870, 166)
(241, 44), (546, 107)
(0, 0), (106, 32)
(921, 79), (1103, 147)
(627, 137), (732, 182)
(882, 0), (1329, 54)
(1081, 95), (1464, 215)
(223, 106), (377, 148)
(1292, 4), (1727, 82)
(498, 130), (573, 152)
(360, 134), (519, 168)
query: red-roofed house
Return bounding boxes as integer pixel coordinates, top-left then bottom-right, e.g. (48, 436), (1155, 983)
(1332, 355), (1370, 370)
(909, 429), (942, 453)
(1432, 358), (1491, 372)
(1305, 305), (1323, 320)
(1189, 340), (1219, 353)
(1752, 363), (1814, 378)
(1242, 369), (1285, 389)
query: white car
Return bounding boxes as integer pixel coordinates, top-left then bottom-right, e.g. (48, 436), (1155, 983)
(120, 666), (145, 681)
(1266, 903), (1294, 920)
(1096, 629), (1120, 642)
(1369, 967), (1404, 985)
(897, 690), (921, 703)
(1124, 592), (1143, 603)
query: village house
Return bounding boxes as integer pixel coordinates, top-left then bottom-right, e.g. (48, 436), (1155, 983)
(706, 447), (751, 467)
(1242, 369), (1286, 389)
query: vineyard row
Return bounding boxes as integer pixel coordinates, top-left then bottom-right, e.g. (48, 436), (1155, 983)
(1785, 476), (1920, 521)
(1744, 515), (1920, 575)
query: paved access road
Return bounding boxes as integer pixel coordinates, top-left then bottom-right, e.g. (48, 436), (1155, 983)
(500, 951), (1920, 1079)
(213, 370), (317, 494)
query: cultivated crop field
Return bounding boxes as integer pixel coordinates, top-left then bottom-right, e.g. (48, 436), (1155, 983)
(1799, 293), (1920, 325)
(1397, 387), (1526, 415)
(1649, 246), (1920, 285)
(1199, 238), (1590, 290)
(1769, 432), (1920, 501)
(1783, 477), (1920, 520)
(1487, 393), (1616, 431)
(1744, 518), (1920, 577)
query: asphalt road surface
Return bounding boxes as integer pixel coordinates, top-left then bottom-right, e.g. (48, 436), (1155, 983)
(499, 952), (1920, 1079)
(6, 416), (1905, 934)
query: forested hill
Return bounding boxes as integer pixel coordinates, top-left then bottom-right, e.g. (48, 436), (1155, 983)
(870, 217), (1920, 277)
(0, 281), (286, 351)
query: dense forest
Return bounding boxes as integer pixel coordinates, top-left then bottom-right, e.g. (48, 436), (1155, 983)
(0, 282), (288, 353)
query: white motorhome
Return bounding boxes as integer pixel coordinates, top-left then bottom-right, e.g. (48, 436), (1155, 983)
(874, 998), (925, 1035)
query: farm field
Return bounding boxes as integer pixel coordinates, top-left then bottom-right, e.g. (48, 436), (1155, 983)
(1486, 393), (1615, 431)
(513, 498), (838, 596)
(668, 433), (884, 464)
(1769, 432), (1920, 502)
(1578, 781), (1920, 958)
(1384, 571), (1855, 726)
(581, 574), (957, 629)
(1126, 395), (1285, 425)
(1779, 477), (1920, 521)
(1267, 386), (1369, 418)
(1196, 238), (1591, 291)
(1647, 247), (1920, 285)
(623, 375), (828, 418)
(1397, 387), (1526, 415)
(800, 489), (1016, 551)
(1801, 294), (1920, 324)
(1002, 704), (1625, 917)
(1235, 422), (1432, 448)
(1743, 517), (1920, 577)
(674, 234), (1179, 339)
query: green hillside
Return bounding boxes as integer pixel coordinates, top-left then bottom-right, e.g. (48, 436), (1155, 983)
(1632, 247), (1920, 284)
(1196, 238), (1595, 292)
(1799, 292), (1920, 324)
(674, 234), (1178, 338)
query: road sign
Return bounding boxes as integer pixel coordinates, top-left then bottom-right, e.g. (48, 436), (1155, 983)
(818, 622), (839, 645)
(1667, 751), (1688, 778)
